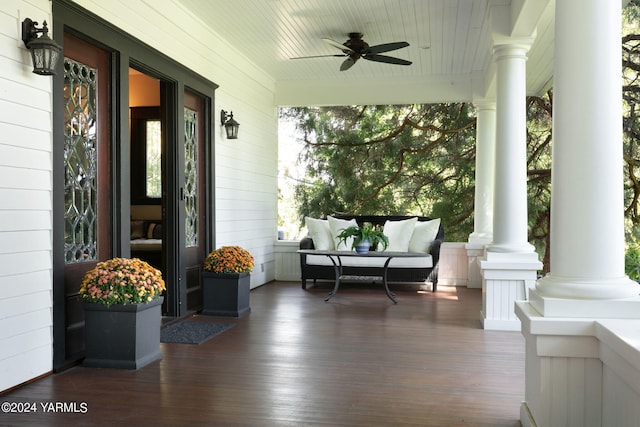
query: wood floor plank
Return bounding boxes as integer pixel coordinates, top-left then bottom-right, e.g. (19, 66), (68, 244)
(1, 282), (524, 426)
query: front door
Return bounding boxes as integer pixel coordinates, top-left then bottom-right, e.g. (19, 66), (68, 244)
(52, 2), (218, 368)
(58, 33), (111, 367)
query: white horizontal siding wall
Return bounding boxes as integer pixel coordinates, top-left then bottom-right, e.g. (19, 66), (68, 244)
(0, 0), (54, 392)
(74, 0), (279, 288)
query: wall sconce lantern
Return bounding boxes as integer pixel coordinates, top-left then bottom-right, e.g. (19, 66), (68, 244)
(220, 110), (240, 139)
(21, 18), (62, 76)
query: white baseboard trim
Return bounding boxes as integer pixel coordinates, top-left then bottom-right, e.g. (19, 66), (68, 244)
(480, 310), (521, 331)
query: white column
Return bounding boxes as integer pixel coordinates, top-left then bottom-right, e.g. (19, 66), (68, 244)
(479, 43), (541, 330)
(532, 0), (639, 309)
(488, 44), (535, 256)
(469, 101), (496, 245)
(467, 101), (496, 288)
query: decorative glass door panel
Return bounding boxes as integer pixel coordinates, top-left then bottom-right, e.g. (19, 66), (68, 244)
(184, 107), (198, 248)
(184, 90), (206, 311)
(64, 58), (98, 263)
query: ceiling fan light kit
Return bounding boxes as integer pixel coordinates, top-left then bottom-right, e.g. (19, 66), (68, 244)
(291, 32), (412, 71)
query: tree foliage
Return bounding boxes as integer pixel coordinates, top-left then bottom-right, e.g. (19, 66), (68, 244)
(281, 1), (640, 272)
(281, 104), (477, 243)
(623, 0), (640, 239)
(525, 93), (553, 269)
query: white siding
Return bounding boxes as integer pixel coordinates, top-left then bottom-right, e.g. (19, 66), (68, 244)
(0, 0), (54, 392)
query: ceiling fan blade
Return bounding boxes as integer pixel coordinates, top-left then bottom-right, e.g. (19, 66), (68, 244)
(322, 38), (355, 53)
(363, 54), (412, 66)
(290, 54), (347, 60)
(365, 41), (410, 54)
(340, 57), (357, 71)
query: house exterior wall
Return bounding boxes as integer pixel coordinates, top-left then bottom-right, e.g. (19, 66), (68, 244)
(0, 0), (55, 393)
(0, 0), (278, 392)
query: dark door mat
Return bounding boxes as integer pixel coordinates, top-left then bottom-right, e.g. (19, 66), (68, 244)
(160, 319), (235, 344)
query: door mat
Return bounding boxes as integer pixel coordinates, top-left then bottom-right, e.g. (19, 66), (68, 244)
(160, 319), (235, 344)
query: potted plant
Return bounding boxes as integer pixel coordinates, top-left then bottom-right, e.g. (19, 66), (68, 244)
(202, 246), (255, 317)
(79, 257), (165, 369)
(336, 222), (389, 254)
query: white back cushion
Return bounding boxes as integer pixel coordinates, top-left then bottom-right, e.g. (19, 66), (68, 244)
(305, 217), (334, 250)
(327, 216), (357, 250)
(382, 217), (418, 252)
(409, 218), (441, 253)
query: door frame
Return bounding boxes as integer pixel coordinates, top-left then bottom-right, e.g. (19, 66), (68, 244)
(52, 0), (217, 370)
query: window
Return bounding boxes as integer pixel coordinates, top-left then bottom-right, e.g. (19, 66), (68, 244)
(130, 107), (162, 204)
(145, 120), (162, 198)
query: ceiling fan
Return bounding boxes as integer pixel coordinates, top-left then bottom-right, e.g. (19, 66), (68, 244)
(291, 32), (412, 71)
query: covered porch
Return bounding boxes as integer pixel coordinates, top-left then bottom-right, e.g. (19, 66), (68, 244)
(263, 0), (640, 424)
(1, 0), (639, 426)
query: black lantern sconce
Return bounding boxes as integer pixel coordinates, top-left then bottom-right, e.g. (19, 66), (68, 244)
(21, 18), (62, 76)
(220, 110), (240, 139)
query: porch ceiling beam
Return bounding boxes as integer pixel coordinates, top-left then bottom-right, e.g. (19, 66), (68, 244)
(275, 74), (478, 107)
(509, 0), (553, 39)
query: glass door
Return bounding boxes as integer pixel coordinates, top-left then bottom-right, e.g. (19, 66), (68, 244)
(60, 33), (111, 364)
(183, 89), (207, 311)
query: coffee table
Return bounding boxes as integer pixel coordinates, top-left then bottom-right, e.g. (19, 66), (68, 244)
(297, 250), (429, 303)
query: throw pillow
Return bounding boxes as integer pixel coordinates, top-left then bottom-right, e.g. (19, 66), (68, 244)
(382, 217), (418, 251)
(147, 223), (163, 239)
(305, 217), (334, 250)
(327, 215), (357, 250)
(130, 220), (146, 240)
(409, 218), (441, 253)
(152, 223), (163, 239)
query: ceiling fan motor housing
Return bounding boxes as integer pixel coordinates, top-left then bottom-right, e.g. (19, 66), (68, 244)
(344, 32), (368, 58)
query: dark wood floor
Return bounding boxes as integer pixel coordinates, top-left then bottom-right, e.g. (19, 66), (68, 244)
(1, 282), (524, 427)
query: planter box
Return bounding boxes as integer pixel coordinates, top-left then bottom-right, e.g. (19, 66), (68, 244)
(83, 296), (163, 369)
(202, 272), (251, 317)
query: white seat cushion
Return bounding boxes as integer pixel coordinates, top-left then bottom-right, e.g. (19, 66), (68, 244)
(130, 239), (162, 252)
(305, 253), (433, 269)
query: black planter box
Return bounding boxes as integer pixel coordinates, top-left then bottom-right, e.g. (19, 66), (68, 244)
(83, 296), (163, 369)
(202, 272), (251, 317)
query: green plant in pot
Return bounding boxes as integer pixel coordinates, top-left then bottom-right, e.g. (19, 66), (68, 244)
(336, 222), (389, 254)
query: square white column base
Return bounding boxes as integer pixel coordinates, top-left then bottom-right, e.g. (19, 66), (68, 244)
(465, 242), (486, 289)
(479, 252), (542, 330)
(529, 288), (640, 319)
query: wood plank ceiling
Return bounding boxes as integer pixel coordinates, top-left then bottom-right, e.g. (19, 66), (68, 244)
(175, 0), (554, 104)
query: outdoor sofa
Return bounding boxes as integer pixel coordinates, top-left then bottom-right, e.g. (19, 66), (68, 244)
(299, 215), (444, 291)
